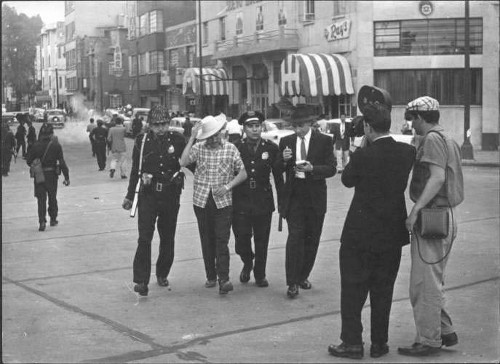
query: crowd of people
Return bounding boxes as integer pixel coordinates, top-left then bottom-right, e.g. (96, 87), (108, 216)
(2, 86), (465, 359)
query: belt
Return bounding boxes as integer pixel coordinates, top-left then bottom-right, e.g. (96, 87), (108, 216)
(43, 167), (55, 171)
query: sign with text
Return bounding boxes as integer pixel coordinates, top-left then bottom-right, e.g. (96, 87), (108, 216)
(324, 19), (351, 42)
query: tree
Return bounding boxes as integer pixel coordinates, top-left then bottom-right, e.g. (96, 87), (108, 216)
(2, 4), (43, 104)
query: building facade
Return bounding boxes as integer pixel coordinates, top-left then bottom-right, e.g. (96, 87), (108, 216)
(195, 0), (498, 149)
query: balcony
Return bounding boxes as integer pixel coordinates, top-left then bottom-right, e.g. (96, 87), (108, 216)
(213, 27), (299, 59)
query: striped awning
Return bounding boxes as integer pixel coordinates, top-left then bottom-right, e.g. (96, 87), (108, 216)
(182, 67), (229, 96)
(281, 53), (354, 97)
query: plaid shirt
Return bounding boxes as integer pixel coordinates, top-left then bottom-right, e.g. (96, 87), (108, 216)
(188, 140), (244, 208)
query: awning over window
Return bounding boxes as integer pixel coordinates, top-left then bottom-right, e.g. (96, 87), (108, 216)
(182, 67), (229, 96)
(281, 53), (354, 97)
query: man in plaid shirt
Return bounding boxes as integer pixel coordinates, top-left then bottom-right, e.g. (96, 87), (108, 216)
(180, 114), (247, 294)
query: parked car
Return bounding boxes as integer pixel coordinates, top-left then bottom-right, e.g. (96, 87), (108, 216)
(124, 108), (150, 136)
(170, 116), (202, 135)
(260, 118), (294, 145)
(2, 111), (19, 125)
(45, 109), (67, 128)
(33, 108), (46, 122)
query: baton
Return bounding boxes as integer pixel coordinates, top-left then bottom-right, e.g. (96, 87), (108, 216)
(278, 214), (283, 232)
(130, 180), (140, 217)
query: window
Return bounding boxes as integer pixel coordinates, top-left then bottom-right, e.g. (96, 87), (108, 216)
(236, 12), (243, 35)
(139, 53), (147, 75)
(149, 10), (163, 33)
(256, 6), (264, 31)
(186, 46), (194, 67)
(374, 69), (482, 105)
(169, 49), (179, 68)
(59, 77), (62, 88)
(149, 51), (164, 73)
(374, 18), (483, 56)
(203, 22), (208, 45)
(129, 55), (137, 76)
(139, 13), (149, 36)
(65, 22), (75, 42)
(109, 94), (122, 108)
(333, 0), (346, 17)
(304, 0), (315, 21)
(278, 2), (287, 26)
(219, 17), (226, 41)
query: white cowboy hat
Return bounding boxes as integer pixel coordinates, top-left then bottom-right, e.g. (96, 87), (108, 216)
(197, 115), (226, 140)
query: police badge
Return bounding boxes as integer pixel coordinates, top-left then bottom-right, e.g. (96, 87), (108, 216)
(261, 152), (269, 160)
(168, 145), (175, 154)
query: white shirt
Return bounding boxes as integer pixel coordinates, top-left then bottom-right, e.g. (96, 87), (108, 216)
(295, 129), (312, 179)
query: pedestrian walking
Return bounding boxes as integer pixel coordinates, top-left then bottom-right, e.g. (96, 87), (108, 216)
(86, 118), (97, 156)
(15, 114), (27, 158)
(274, 104), (336, 298)
(182, 116), (193, 139)
(26, 119), (37, 156)
(25, 124), (70, 231)
(232, 111), (284, 287)
(398, 96), (464, 357)
(131, 115), (143, 138)
(328, 86), (416, 360)
(107, 117), (127, 179)
(331, 114), (353, 172)
(38, 121), (50, 140)
(1, 121), (16, 176)
(180, 114), (247, 294)
(90, 120), (108, 171)
(122, 105), (187, 297)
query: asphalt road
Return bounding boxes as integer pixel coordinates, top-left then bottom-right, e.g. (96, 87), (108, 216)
(2, 121), (499, 363)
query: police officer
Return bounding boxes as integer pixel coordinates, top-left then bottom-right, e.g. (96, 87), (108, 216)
(232, 111), (284, 287)
(90, 119), (109, 171)
(122, 105), (187, 296)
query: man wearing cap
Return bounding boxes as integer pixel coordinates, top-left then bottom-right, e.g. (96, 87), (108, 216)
(26, 123), (70, 231)
(231, 111), (284, 287)
(398, 96), (463, 357)
(107, 117), (128, 179)
(122, 105), (187, 296)
(90, 119), (109, 171)
(180, 114), (247, 294)
(328, 86), (416, 359)
(275, 104), (336, 298)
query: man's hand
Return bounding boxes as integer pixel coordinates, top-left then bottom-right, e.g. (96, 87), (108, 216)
(212, 186), (229, 198)
(122, 198), (133, 210)
(406, 209), (418, 232)
(295, 161), (313, 173)
(63, 179), (70, 186)
(190, 122), (202, 141)
(283, 146), (292, 161)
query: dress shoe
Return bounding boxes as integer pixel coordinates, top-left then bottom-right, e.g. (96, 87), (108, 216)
(239, 262), (253, 283)
(121, 175), (127, 179)
(39, 222), (46, 231)
(205, 279), (217, 288)
(398, 343), (440, 356)
(370, 343), (389, 358)
(441, 332), (458, 347)
(286, 284), (299, 298)
(133, 283), (148, 296)
(219, 280), (234, 294)
(255, 278), (269, 287)
(157, 276), (169, 287)
(50, 219), (59, 226)
(98, 168), (105, 171)
(328, 342), (364, 359)
(299, 279), (312, 289)
(109, 169), (115, 178)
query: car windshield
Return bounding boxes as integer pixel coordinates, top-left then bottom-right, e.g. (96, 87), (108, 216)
(48, 111), (63, 115)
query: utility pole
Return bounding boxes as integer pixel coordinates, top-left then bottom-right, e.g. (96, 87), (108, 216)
(461, 0), (474, 159)
(135, 39), (140, 107)
(197, 0), (204, 116)
(55, 68), (59, 108)
(100, 61), (104, 112)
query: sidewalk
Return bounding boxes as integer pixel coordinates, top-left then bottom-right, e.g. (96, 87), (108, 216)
(462, 149), (499, 167)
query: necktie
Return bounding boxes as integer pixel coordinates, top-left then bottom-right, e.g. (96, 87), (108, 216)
(300, 137), (306, 160)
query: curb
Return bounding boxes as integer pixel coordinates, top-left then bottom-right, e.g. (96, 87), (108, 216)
(461, 160), (500, 167)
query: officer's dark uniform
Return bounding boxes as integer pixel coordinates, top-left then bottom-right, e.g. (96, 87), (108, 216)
(125, 107), (186, 292)
(90, 121), (108, 170)
(232, 111), (284, 286)
(26, 124), (70, 230)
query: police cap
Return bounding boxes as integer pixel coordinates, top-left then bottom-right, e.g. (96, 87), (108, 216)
(238, 110), (265, 125)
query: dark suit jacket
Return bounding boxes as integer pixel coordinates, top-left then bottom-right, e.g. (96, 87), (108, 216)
(275, 130), (336, 218)
(341, 137), (416, 250)
(232, 138), (284, 215)
(331, 122), (352, 150)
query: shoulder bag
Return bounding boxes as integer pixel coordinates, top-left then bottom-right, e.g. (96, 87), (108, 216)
(30, 141), (53, 184)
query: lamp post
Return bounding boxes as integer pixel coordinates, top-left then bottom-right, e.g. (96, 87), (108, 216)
(461, 0), (474, 160)
(197, 0), (204, 116)
(55, 68), (59, 108)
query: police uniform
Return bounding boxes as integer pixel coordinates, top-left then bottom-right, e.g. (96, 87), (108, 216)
(232, 111), (284, 286)
(125, 106), (186, 294)
(90, 121), (108, 170)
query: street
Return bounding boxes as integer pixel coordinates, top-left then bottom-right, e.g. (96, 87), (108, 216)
(2, 121), (499, 363)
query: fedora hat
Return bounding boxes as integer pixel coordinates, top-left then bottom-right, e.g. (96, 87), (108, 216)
(197, 115), (226, 140)
(285, 104), (317, 124)
(358, 85), (392, 114)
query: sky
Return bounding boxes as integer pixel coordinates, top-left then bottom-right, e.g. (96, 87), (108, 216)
(4, 1), (65, 26)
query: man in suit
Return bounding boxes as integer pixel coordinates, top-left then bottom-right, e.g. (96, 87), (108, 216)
(275, 105), (336, 298)
(331, 114), (353, 172)
(232, 111), (284, 287)
(328, 87), (416, 359)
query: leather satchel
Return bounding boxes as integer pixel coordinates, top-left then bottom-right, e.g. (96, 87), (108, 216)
(29, 141), (52, 184)
(417, 207), (449, 239)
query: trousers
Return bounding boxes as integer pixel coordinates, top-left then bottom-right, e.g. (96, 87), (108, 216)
(232, 211), (272, 280)
(94, 143), (107, 170)
(133, 189), (180, 285)
(339, 244), (402, 345)
(34, 172), (58, 223)
(110, 151), (127, 176)
(409, 208), (457, 347)
(193, 193), (232, 282)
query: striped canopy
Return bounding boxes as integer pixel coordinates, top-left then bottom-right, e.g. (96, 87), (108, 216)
(182, 68), (229, 96)
(281, 53), (354, 97)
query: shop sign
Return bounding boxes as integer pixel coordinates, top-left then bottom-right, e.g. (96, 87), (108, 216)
(419, 1), (433, 16)
(324, 19), (351, 42)
(160, 70), (170, 86)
